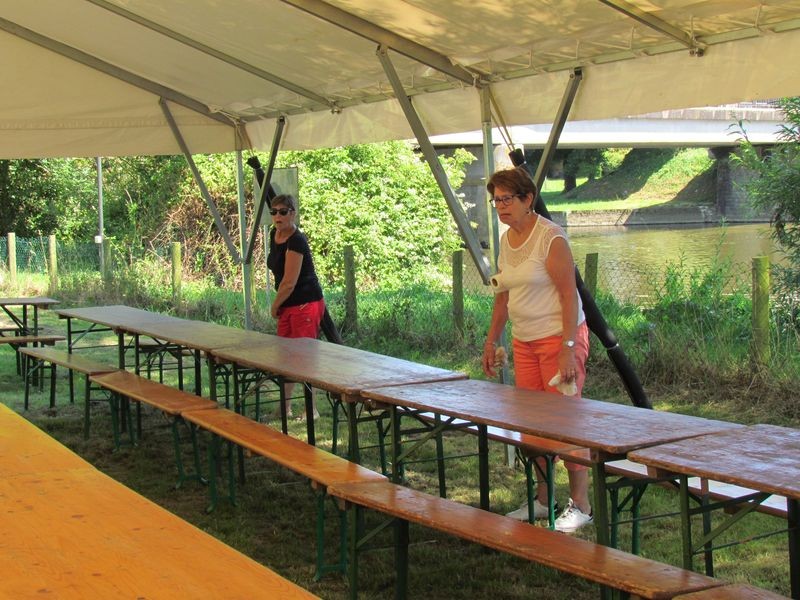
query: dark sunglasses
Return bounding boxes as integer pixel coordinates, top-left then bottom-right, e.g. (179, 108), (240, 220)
(269, 208), (294, 216)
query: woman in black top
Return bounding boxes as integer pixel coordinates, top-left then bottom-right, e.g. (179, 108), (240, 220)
(267, 194), (325, 419)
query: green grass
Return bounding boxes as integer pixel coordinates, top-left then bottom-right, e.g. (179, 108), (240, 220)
(539, 148), (716, 211)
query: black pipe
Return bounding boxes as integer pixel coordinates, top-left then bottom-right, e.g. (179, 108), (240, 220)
(247, 157), (343, 345)
(509, 150), (650, 408)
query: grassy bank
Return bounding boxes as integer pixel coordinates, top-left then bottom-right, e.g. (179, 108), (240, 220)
(1, 259), (798, 598)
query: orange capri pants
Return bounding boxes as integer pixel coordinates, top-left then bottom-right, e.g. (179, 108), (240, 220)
(512, 321), (590, 471)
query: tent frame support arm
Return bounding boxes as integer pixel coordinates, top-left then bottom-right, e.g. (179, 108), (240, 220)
(160, 98), (242, 264)
(245, 116), (286, 265)
(377, 45), (491, 285)
(596, 0), (705, 55)
(0, 16), (232, 127)
(532, 68), (583, 210)
(86, 0), (334, 111)
(283, 0), (477, 85)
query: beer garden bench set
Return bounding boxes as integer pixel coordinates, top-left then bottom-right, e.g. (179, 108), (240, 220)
(1, 297), (796, 599)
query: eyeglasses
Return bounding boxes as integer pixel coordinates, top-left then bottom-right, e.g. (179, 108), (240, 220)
(490, 193), (522, 207)
(270, 208), (294, 216)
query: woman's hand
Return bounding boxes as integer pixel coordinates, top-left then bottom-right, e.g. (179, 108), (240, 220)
(270, 302), (280, 319)
(482, 342), (497, 378)
(558, 346), (578, 382)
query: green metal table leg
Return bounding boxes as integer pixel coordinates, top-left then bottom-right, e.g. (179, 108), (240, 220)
(349, 399), (361, 465)
(679, 475), (694, 571)
(305, 383), (316, 446)
(434, 413), (447, 498)
(789, 498), (799, 599)
(701, 492), (714, 576)
(477, 424), (489, 511)
(83, 374), (91, 439)
(390, 406), (401, 482)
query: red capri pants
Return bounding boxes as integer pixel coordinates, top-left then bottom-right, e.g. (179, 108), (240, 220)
(277, 299), (325, 339)
(512, 321), (590, 471)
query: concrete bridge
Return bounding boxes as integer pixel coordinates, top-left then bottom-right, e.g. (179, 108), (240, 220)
(433, 102), (786, 237)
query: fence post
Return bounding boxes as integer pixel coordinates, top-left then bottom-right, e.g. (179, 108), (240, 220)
(171, 242), (182, 304)
(7, 232), (16, 287)
(102, 238), (112, 283)
(48, 234), (58, 292)
(343, 245), (358, 333)
(751, 255), (770, 367)
(584, 252), (598, 296)
(453, 250), (464, 335)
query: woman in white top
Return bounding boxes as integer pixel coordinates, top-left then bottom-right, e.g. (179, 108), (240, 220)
(482, 167), (592, 533)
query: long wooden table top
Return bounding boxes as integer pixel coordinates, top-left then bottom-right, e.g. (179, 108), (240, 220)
(360, 379), (742, 458)
(55, 305), (276, 353)
(210, 336), (467, 396)
(54, 304), (179, 331)
(628, 423), (800, 500)
(0, 404), (317, 599)
(0, 296), (60, 308)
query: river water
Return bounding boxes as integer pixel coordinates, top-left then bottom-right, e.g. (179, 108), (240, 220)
(468, 223), (782, 303)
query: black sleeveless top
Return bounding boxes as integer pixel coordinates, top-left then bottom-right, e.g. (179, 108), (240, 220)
(267, 228), (324, 307)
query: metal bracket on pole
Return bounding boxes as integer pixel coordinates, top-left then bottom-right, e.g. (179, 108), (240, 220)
(532, 68), (583, 206)
(160, 97), (242, 263)
(377, 45), (491, 285)
(245, 116), (286, 265)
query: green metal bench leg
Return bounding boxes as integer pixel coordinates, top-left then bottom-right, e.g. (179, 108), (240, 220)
(394, 518), (410, 600)
(347, 504), (361, 600)
(701, 493), (714, 576)
(789, 498), (799, 599)
(348, 400), (361, 464)
(679, 475), (694, 570)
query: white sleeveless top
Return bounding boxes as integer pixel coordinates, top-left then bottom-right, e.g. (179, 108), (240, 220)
(498, 216), (585, 342)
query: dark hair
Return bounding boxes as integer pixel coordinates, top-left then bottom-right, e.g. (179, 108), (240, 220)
(486, 167), (537, 198)
(272, 194), (297, 211)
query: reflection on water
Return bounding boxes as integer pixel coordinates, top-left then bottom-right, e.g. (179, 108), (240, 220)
(568, 223), (780, 273)
(466, 223), (782, 304)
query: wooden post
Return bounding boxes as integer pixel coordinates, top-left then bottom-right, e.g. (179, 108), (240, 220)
(453, 250), (464, 335)
(751, 255), (770, 367)
(171, 242), (182, 304)
(102, 238), (111, 282)
(344, 245), (358, 333)
(585, 252), (598, 296)
(48, 234), (58, 292)
(7, 232), (16, 287)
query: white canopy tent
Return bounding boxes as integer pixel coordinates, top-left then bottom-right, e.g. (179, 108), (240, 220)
(2, 0), (800, 159)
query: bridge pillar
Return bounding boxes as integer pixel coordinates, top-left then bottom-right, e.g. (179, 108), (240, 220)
(711, 146), (770, 222)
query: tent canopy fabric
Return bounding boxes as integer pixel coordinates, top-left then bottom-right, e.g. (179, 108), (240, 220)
(2, 0), (800, 158)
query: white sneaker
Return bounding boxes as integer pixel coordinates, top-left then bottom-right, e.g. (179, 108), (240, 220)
(505, 499), (552, 521)
(554, 498), (593, 533)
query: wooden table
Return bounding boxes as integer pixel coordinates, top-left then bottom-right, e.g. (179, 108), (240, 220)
(0, 296), (59, 335)
(0, 403), (317, 599)
(360, 378), (742, 543)
(629, 424), (800, 598)
(210, 336), (466, 449)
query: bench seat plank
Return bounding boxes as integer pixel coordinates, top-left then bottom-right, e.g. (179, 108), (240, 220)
(91, 371), (218, 415)
(675, 583), (789, 599)
(0, 335), (65, 345)
(182, 408), (385, 487)
(329, 480), (722, 600)
(19, 347), (117, 375)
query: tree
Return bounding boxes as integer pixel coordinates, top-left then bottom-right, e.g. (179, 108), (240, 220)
(736, 97), (800, 318)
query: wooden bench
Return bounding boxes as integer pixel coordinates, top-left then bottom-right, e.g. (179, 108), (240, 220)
(18, 347), (118, 425)
(182, 406), (386, 579)
(674, 583), (790, 599)
(90, 371), (218, 486)
(328, 479), (724, 600)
